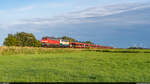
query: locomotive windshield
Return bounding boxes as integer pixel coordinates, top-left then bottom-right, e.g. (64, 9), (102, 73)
(42, 37), (49, 40)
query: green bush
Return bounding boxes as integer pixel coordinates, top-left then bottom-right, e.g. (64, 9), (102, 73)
(3, 32), (41, 47)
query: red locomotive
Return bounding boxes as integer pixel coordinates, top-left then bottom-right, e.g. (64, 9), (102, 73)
(41, 37), (60, 47)
(41, 37), (114, 49)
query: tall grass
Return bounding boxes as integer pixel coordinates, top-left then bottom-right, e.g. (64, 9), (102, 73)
(0, 46), (85, 55)
(0, 46), (150, 56)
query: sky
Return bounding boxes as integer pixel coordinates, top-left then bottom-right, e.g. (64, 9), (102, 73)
(0, 0), (150, 48)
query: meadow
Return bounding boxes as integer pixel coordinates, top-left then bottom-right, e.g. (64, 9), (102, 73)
(0, 46), (150, 82)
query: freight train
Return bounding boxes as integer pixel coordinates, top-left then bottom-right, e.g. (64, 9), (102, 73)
(41, 37), (114, 49)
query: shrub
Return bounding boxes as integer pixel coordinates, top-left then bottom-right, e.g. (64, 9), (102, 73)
(3, 32), (41, 47)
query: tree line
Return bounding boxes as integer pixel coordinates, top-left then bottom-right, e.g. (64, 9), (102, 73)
(3, 32), (93, 47)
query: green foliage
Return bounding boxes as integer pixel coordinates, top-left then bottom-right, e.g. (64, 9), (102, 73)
(85, 41), (93, 44)
(61, 36), (77, 42)
(3, 34), (20, 46)
(128, 46), (145, 49)
(0, 47), (150, 82)
(3, 32), (41, 47)
(61, 36), (94, 44)
(81, 40), (94, 44)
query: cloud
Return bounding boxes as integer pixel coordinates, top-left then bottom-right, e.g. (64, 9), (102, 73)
(15, 6), (35, 12)
(13, 2), (150, 26)
(5, 2), (150, 34)
(2, 2), (149, 34)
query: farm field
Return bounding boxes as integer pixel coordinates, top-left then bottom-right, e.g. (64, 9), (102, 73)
(0, 47), (150, 82)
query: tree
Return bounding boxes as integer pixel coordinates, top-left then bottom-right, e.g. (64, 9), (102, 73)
(84, 41), (93, 44)
(60, 36), (94, 44)
(3, 34), (20, 46)
(3, 32), (41, 47)
(128, 46), (144, 49)
(61, 36), (77, 42)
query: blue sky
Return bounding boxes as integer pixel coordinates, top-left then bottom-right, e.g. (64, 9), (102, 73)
(0, 0), (150, 48)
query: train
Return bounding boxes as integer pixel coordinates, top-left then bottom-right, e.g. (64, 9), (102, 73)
(41, 37), (114, 49)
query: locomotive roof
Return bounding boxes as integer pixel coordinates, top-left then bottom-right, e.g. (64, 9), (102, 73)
(42, 37), (69, 41)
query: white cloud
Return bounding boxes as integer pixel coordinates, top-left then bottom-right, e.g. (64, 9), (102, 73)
(66, 3), (150, 18)
(15, 2), (150, 26)
(2, 2), (150, 31)
(15, 6), (35, 12)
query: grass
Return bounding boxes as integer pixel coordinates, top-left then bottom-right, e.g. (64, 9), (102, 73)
(0, 46), (150, 82)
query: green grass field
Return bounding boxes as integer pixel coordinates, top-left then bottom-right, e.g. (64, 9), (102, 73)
(0, 47), (150, 82)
